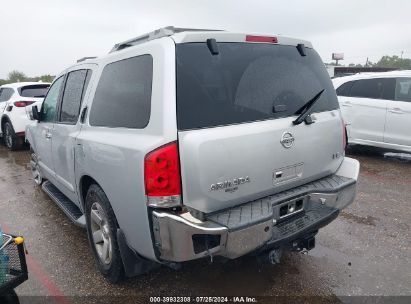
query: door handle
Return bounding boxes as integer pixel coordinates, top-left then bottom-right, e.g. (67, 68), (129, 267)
(388, 108), (404, 114)
(45, 129), (52, 139)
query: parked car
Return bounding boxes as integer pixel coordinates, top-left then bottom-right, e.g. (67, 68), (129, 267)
(333, 71), (411, 153)
(0, 82), (50, 150)
(26, 27), (359, 282)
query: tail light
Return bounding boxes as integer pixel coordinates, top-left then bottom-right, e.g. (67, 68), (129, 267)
(14, 101), (35, 107)
(144, 142), (182, 208)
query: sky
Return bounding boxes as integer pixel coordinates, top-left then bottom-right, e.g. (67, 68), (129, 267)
(0, 0), (410, 79)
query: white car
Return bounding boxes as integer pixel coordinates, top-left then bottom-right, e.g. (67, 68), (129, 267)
(333, 71), (411, 153)
(0, 82), (50, 150)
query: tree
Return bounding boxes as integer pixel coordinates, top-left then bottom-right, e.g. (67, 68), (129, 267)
(7, 70), (27, 83)
(374, 55), (411, 69)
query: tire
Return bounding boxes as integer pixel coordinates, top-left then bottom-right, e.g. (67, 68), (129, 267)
(30, 148), (44, 185)
(3, 121), (23, 150)
(0, 289), (20, 304)
(85, 184), (125, 283)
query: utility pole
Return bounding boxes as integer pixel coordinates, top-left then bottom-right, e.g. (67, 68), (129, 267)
(401, 51), (404, 59)
(365, 57), (369, 67)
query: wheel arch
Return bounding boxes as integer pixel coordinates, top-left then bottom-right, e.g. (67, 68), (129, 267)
(79, 175), (101, 210)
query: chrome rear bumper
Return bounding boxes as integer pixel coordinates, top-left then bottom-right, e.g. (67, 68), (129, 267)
(151, 157), (359, 262)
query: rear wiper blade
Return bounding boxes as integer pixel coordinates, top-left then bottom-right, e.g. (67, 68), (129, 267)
(293, 89), (325, 125)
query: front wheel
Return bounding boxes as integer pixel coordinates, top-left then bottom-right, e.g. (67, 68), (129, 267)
(85, 184), (125, 283)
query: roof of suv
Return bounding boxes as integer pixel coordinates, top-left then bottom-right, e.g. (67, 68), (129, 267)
(332, 70), (411, 87)
(71, 26), (313, 70)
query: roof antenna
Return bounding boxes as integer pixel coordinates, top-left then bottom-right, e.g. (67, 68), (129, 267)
(207, 38), (219, 55)
(297, 44), (306, 57)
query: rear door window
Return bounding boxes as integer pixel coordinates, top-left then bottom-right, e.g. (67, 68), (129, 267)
(176, 43), (339, 130)
(336, 81), (354, 96)
(19, 85), (50, 98)
(89, 55), (153, 129)
(350, 78), (395, 100)
(59, 69), (91, 124)
(395, 78), (411, 102)
(0, 88), (14, 102)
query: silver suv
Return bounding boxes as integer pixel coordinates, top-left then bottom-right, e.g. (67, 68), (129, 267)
(26, 27), (360, 282)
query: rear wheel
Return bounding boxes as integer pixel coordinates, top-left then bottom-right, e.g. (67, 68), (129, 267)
(30, 149), (43, 185)
(3, 122), (23, 150)
(85, 184), (125, 283)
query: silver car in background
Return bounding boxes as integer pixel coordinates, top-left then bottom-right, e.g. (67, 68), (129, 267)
(26, 27), (359, 282)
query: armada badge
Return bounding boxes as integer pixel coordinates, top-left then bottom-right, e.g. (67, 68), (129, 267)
(209, 176), (250, 192)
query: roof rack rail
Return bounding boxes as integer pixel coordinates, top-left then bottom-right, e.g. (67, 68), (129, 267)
(109, 26), (221, 53)
(77, 56), (97, 63)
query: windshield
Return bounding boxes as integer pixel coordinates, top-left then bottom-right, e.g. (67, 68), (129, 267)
(176, 43), (338, 130)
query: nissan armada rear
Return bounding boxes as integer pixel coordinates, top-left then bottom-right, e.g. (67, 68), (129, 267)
(26, 27), (359, 282)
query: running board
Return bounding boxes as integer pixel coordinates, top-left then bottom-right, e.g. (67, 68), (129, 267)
(42, 181), (86, 228)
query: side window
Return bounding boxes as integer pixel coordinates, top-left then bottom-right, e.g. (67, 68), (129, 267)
(42, 77), (64, 123)
(381, 78), (395, 100)
(350, 78), (394, 100)
(89, 55), (153, 128)
(0, 88), (14, 102)
(59, 69), (90, 124)
(336, 81), (354, 96)
(395, 78), (411, 102)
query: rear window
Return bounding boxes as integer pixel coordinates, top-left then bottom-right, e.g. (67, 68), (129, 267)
(176, 43), (339, 130)
(19, 85), (50, 98)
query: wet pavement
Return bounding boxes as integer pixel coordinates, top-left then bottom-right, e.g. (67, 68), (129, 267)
(0, 144), (410, 303)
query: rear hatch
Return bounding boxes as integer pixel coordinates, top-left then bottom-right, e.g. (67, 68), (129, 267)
(17, 84), (49, 118)
(176, 40), (344, 213)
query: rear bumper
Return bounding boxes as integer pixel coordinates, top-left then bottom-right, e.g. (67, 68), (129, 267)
(151, 157), (359, 263)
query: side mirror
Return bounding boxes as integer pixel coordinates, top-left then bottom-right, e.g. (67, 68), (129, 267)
(32, 105), (40, 121)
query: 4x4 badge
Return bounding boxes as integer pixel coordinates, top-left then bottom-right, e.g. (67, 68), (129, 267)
(281, 132), (295, 148)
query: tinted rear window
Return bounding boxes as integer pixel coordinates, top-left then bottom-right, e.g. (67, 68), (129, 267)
(0, 88), (14, 102)
(350, 78), (395, 100)
(336, 81), (354, 96)
(59, 69), (90, 124)
(176, 43), (339, 130)
(89, 55), (153, 129)
(19, 85), (50, 98)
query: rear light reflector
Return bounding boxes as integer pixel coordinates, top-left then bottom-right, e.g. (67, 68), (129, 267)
(246, 35), (278, 43)
(144, 142), (182, 208)
(14, 101), (35, 107)
(342, 119), (347, 150)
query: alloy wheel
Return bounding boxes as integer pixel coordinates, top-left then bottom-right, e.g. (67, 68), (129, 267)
(90, 202), (113, 265)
